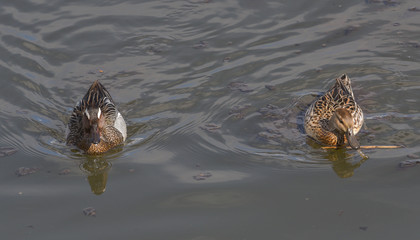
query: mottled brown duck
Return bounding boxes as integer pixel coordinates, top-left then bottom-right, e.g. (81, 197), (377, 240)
(304, 74), (363, 149)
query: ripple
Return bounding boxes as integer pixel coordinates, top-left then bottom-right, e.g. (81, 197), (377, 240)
(0, 0), (419, 172)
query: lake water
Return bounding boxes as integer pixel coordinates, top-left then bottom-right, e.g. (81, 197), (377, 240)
(1, 0), (420, 239)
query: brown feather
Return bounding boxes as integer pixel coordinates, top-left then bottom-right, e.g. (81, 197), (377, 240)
(66, 80), (126, 154)
(304, 74), (364, 149)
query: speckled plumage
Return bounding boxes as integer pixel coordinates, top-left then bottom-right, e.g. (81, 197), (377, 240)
(66, 80), (127, 154)
(304, 74), (363, 148)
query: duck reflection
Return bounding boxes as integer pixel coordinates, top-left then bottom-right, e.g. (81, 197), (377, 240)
(306, 138), (367, 178)
(325, 148), (367, 178)
(80, 158), (111, 195)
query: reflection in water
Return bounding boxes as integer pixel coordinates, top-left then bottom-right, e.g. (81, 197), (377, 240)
(306, 138), (367, 178)
(325, 148), (367, 178)
(80, 158), (112, 195)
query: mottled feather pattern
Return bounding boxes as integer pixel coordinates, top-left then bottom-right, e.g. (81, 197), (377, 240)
(77, 126), (124, 154)
(66, 80), (126, 154)
(304, 74), (364, 146)
(80, 81), (117, 124)
(66, 101), (83, 145)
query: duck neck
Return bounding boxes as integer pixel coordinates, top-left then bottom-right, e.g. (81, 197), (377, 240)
(333, 129), (346, 146)
(326, 120), (346, 146)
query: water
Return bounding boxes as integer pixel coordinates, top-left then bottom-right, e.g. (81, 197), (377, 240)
(1, 0), (420, 239)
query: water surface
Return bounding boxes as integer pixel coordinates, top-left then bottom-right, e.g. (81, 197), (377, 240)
(1, 0), (420, 239)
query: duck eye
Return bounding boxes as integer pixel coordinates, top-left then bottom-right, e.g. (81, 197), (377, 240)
(338, 118), (344, 124)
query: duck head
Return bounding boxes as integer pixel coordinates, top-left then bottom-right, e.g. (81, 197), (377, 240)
(82, 107), (104, 145)
(329, 108), (360, 149)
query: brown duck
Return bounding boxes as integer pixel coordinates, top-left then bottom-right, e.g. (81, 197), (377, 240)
(66, 80), (127, 154)
(304, 74), (364, 149)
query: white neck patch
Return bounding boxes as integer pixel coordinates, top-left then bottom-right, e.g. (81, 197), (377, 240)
(97, 108), (102, 119)
(84, 108), (90, 119)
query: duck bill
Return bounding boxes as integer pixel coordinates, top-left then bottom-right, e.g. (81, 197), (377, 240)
(90, 124), (101, 144)
(346, 129), (360, 150)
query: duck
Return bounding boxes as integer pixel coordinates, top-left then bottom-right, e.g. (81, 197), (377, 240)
(66, 80), (127, 154)
(304, 74), (363, 149)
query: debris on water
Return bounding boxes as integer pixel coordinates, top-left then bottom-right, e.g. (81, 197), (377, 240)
(399, 159), (420, 168)
(382, 0), (399, 6)
(228, 82), (253, 92)
(128, 169), (135, 173)
(258, 104), (285, 119)
(223, 57), (231, 62)
(359, 226), (368, 231)
(58, 168), (71, 175)
(229, 104), (251, 119)
(405, 41), (420, 48)
(258, 131), (281, 140)
(146, 46), (162, 55)
(407, 154), (420, 159)
(200, 123), (221, 133)
(88, 69), (105, 75)
(83, 207), (96, 217)
(230, 104), (251, 113)
(15, 167), (39, 177)
(338, 210), (344, 216)
(408, 7), (420, 11)
(193, 171), (212, 181)
(0, 147), (18, 157)
(193, 40), (208, 49)
(265, 85), (275, 91)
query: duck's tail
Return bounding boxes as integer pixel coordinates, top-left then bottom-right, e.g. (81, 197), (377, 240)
(334, 74), (354, 98)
